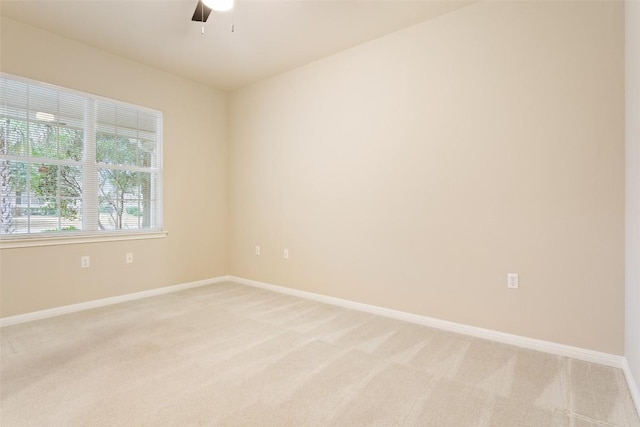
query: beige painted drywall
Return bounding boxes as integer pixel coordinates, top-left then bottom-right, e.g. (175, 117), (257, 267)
(0, 17), (229, 317)
(626, 0), (640, 389)
(229, 1), (625, 354)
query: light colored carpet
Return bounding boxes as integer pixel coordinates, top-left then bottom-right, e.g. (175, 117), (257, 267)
(1, 281), (638, 426)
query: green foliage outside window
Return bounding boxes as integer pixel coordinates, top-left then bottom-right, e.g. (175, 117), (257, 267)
(0, 118), (153, 233)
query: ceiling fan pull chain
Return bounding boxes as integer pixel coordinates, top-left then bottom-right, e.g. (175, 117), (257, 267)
(201, 0), (205, 35)
(231, 7), (235, 32)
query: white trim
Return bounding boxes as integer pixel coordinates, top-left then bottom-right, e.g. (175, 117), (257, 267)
(1, 273), (638, 418)
(230, 276), (625, 369)
(0, 275), (231, 327)
(622, 358), (640, 417)
(0, 274), (628, 369)
(0, 230), (168, 249)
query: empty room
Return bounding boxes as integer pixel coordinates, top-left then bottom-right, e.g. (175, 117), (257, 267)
(1, 0), (639, 425)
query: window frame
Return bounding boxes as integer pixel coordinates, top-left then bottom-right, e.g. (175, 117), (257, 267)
(0, 73), (165, 248)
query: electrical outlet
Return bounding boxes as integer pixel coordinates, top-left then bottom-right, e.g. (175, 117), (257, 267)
(255, 246), (261, 256)
(81, 256), (90, 268)
(507, 273), (519, 289)
(126, 253), (134, 264)
(283, 249), (289, 260)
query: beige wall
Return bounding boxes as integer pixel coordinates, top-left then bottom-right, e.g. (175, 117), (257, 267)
(626, 0), (640, 388)
(229, 1), (625, 354)
(0, 17), (229, 317)
(0, 2), (627, 357)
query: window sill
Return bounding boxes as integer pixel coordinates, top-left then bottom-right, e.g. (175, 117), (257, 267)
(0, 230), (168, 249)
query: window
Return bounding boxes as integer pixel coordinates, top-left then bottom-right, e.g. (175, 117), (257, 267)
(0, 74), (163, 241)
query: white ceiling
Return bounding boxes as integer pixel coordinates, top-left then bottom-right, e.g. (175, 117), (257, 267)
(0, 0), (474, 91)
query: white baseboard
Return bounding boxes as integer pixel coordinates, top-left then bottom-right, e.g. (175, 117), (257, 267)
(230, 276), (625, 369)
(0, 274), (628, 370)
(0, 275), (232, 328)
(622, 358), (640, 418)
(2, 273), (637, 417)
(0, 274), (622, 368)
(233, 276), (640, 419)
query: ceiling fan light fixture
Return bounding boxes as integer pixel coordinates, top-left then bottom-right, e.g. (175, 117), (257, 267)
(202, 0), (234, 12)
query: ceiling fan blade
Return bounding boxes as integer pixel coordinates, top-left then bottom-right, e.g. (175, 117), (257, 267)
(192, 0), (212, 22)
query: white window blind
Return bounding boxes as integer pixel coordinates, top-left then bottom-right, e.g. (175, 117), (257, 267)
(0, 74), (163, 238)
